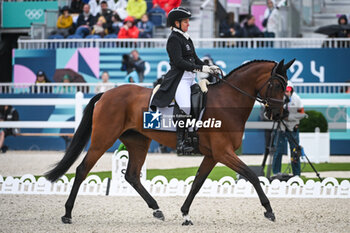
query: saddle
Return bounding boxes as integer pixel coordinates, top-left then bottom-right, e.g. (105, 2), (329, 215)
(151, 79), (208, 122)
(150, 79), (208, 155)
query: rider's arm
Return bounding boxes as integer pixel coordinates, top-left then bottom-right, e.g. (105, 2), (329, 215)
(167, 37), (203, 72)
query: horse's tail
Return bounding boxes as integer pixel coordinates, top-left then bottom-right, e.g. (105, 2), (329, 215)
(45, 93), (104, 182)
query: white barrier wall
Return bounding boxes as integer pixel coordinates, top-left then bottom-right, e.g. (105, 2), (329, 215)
(0, 151), (349, 198)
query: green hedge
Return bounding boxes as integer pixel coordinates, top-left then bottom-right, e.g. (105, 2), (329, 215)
(299, 110), (328, 132)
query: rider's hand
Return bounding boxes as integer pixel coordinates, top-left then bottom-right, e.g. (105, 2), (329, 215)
(209, 65), (221, 74)
(201, 65), (213, 74)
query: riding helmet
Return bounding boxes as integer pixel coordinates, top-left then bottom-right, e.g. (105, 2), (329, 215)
(167, 7), (191, 27)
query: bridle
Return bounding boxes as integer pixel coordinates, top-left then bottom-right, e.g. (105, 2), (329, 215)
(213, 63), (287, 109)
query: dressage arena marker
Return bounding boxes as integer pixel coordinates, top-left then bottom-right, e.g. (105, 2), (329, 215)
(0, 151), (349, 198)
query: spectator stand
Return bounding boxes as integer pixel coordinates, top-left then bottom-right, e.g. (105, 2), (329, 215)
(31, 9), (59, 39)
(146, 2), (167, 38)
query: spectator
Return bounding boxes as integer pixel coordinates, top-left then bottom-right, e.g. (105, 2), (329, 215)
(152, 0), (181, 15)
(0, 117), (5, 153)
(118, 16), (140, 38)
(127, 0), (147, 20)
(56, 6), (74, 38)
(337, 15), (348, 38)
(115, 0), (128, 20)
(341, 80), (350, 93)
(124, 75), (137, 83)
(111, 13), (123, 35)
(137, 14), (154, 38)
(73, 4), (95, 38)
(32, 70), (52, 93)
(55, 75), (76, 94)
(95, 71), (114, 93)
(0, 105), (20, 153)
(95, 1), (113, 34)
(90, 16), (109, 38)
(219, 12), (242, 38)
(262, 0), (282, 38)
(89, 0), (115, 16)
(70, 0), (84, 14)
(35, 70), (50, 84)
(272, 82), (307, 177)
(121, 50), (145, 82)
(242, 15), (264, 38)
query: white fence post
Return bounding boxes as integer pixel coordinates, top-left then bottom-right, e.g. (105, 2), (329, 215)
(75, 92), (84, 131)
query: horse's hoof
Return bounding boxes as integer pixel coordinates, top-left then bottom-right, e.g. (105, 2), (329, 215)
(153, 210), (165, 221)
(61, 216), (72, 224)
(264, 211), (276, 222)
(182, 220), (193, 226)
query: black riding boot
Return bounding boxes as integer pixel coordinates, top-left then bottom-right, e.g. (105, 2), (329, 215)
(175, 110), (195, 155)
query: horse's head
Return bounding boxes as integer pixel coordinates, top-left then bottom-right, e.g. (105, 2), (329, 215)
(261, 59), (295, 120)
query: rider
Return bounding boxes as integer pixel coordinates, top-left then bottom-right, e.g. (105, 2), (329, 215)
(150, 7), (220, 154)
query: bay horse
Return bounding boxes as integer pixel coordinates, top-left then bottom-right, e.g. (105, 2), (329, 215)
(46, 59), (295, 225)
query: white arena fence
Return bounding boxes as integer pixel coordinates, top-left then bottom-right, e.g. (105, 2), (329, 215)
(1, 92), (349, 130)
(0, 150), (349, 198)
(17, 38), (350, 49)
(1, 82), (350, 94)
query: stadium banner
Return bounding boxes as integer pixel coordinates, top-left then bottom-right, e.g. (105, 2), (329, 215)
(10, 48), (350, 153)
(1, 1), (58, 28)
(13, 48), (350, 84)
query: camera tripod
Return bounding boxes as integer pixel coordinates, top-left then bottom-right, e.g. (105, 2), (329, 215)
(261, 119), (323, 182)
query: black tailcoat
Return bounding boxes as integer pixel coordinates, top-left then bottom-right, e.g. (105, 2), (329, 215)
(150, 30), (205, 110)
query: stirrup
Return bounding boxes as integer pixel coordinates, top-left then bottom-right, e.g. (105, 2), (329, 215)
(177, 142), (195, 155)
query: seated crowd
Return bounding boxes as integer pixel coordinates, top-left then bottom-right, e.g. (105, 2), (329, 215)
(50, 0), (182, 39)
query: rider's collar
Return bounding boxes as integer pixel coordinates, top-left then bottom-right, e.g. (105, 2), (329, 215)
(172, 27), (190, 40)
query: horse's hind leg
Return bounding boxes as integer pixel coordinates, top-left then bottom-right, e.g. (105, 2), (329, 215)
(219, 150), (275, 221)
(62, 127), (122, 223)
(180, 156), (217, 225)
(120, 131), (165, 220)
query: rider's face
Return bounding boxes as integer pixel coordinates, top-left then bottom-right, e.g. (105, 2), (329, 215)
(180, 18), (190, 32)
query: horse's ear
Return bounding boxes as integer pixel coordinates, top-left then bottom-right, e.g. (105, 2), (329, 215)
(275, 59), (285, 74)
(284, 58), (296, 71)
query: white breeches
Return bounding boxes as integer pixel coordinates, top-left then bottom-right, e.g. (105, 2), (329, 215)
(175, 71), (196, 115)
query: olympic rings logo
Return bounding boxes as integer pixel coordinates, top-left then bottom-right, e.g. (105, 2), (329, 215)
(326, 106), (348, 122)
(25, 9), (44, 20)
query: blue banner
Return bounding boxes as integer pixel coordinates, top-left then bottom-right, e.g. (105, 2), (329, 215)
(196, 48), (350, 83)
(14, 48), (350, 83)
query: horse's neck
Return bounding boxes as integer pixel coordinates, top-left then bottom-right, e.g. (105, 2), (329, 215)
(213, 64), (270, 121)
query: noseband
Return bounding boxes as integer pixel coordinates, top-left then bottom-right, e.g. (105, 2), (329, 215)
(213, 64), (287, 108)
(256, 72), (287, 108)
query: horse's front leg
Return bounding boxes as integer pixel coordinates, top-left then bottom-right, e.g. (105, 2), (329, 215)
(219, 149), (275, 221)
(181, 155), (217, 225)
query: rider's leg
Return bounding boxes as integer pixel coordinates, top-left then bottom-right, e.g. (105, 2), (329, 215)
(174, 72), (196, 154)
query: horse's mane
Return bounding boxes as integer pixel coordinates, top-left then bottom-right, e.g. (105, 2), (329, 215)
(223, 59), (276, 79)
(208, 60), (276, 87)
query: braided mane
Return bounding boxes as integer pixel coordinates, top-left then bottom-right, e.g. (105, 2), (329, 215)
(223, 60), (276, 79)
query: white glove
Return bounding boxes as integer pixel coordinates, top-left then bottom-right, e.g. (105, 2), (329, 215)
(209, 65), (221, 74)
(201, 65), (213, 74)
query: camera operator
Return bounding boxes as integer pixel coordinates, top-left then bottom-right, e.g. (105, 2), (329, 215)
(272, 81), (307, 177)
(121, 50), (145, 82)
(0, 105), (20, 153)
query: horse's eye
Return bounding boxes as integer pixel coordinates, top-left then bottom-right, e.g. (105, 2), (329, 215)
(275, 83), (281, 89)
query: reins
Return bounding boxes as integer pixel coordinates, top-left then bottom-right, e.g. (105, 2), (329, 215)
(212, 65), (286, 108)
